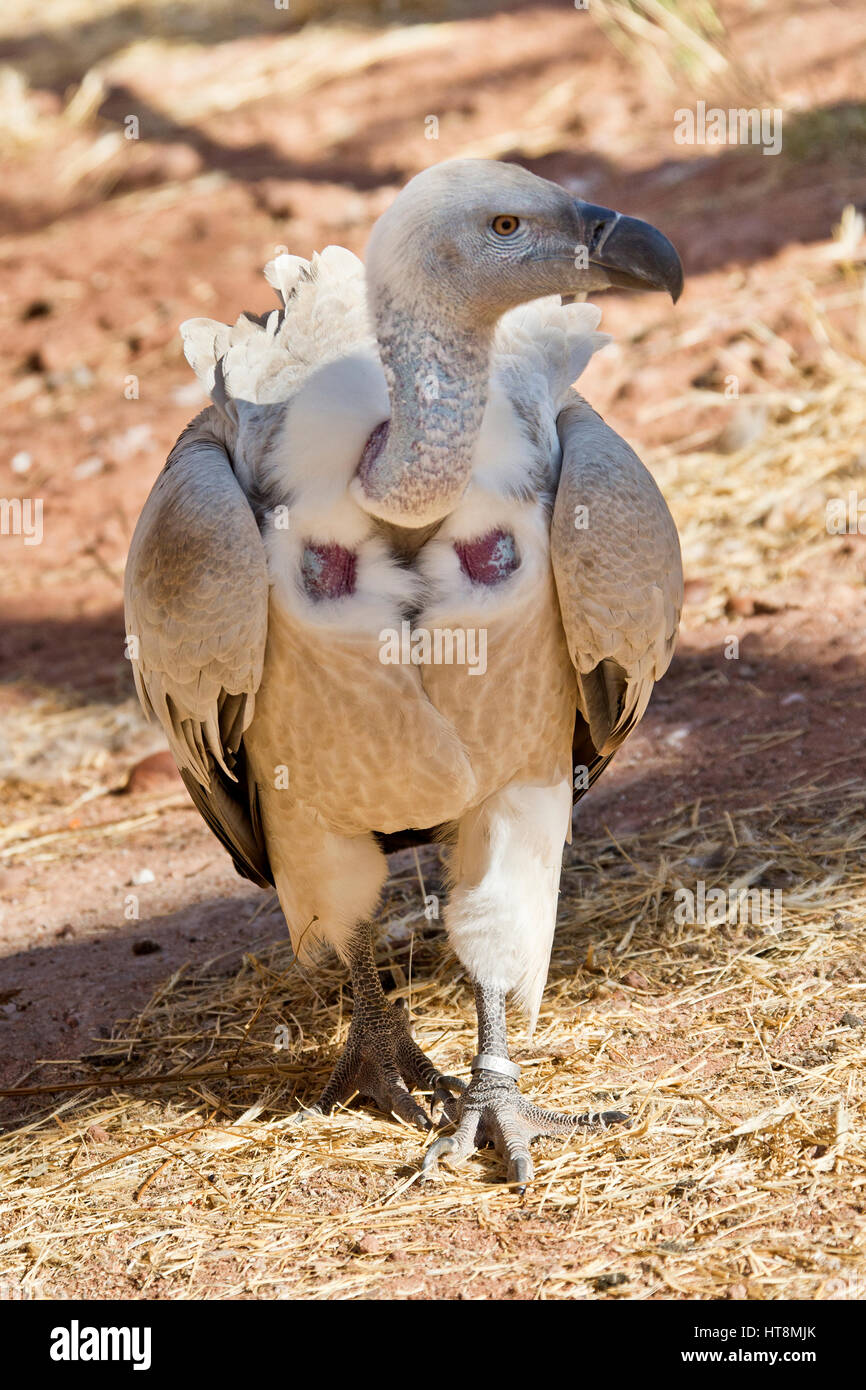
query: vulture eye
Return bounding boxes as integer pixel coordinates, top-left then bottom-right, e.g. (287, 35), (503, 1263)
(491, 215), (520, 236)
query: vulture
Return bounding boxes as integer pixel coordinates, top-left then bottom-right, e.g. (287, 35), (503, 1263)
(125, 159), (684, 1188)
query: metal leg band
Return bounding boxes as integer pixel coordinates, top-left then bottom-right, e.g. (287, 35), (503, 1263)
(470, 1053), (521, 1081)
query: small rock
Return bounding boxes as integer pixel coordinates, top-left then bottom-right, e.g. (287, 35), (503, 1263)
(254, 179), (297, 219)
(725, 594), (756, 617)
(724, 593), (783, 618)
(716, 400), (768, 454)
(70, 363), (93, 389)
(107, 424), (153, 463)
(683, 577), (711, 605)
(592, 1272), (628, 1291)
(121, 751), (182, 796)
(11, 451), (31, 474)
(665, 726), (691, 748)
(131, 868), (155, 885)
(354, 1232), (384, 1255)
(73, 455), (104, 479)
(623, 970), (649, 990)
(132, 938), (161, 956)
(840, 1012), (864, 1029)
(22, 299), (51, 321)
(87, 1124), (111, 1144)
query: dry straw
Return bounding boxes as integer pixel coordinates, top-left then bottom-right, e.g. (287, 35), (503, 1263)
(1, 765), (864, 1299)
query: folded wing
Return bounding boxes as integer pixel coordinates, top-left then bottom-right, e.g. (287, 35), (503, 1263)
(124, 411), (273, 887)
(551, 393), (683, 789)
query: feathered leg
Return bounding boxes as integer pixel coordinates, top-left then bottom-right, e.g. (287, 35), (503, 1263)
(422, 981), (628, 1191)
(309, 924), (465, 1128)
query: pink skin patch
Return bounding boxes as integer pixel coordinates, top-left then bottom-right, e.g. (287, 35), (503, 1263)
(300, 542), (357, 601)
(357, 420), (390, 489)
(454, 530), (519, 586)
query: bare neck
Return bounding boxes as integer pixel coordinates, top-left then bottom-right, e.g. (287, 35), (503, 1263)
(356, 289), (494, 527)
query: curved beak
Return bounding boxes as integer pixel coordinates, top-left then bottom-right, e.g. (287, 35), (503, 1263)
(576, 201), (684, 303)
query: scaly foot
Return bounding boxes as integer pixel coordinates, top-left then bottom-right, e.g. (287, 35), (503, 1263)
(422, 1071), (628, 1189)
(314, 997), (464, 1129)
(298, 926), (464, 1129)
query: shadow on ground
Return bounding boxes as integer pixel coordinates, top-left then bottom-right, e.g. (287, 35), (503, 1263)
(2, 626), (864, 1130)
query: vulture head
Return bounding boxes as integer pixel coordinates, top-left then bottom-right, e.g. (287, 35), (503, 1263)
(356, 157), (683, 528)
(365, 157), (683, 330)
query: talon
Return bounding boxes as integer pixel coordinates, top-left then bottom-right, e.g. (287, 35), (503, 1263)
(438, 1073), (467, 1095)
(287, 1103), (324, 1126)
(392, 1096), (433, 1131)
(430, 1089), (458, 1123)
(422, 1135), (455, 1174)
(507, 1155), (533, 1192)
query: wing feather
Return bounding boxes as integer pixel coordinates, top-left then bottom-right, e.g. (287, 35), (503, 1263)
(552, 393), (683, 774)
(124, 410), (273, 888)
